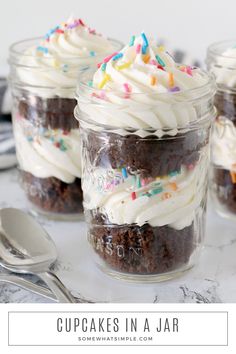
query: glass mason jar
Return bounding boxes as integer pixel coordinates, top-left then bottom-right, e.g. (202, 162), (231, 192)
(207, 40), (236, 219)
(75, 70), (216, 282)
(9, 38), (122, 220)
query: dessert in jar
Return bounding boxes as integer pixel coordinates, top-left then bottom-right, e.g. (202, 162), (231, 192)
(9, 17), (122, 219)
(75, 33), (216, 281)
(207, 41), (236, 218)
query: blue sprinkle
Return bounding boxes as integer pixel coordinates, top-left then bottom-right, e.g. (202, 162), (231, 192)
(90, 51), (96, 57)
(37, 46), (49, 54)
(141, 32), (149, 47)
(27, 136), (33, 142)
(121, 167), (128, 179)
(112, 53), (123, 61)
(142, 44), (148, 54)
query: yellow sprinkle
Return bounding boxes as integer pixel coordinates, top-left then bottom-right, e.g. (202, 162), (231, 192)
(53, 59), (60, 68)
(116, 62), (132, 70)
(143, 54), (150, 64)
(169, 72), (174, 87)
(158, 45), (165, 52)
(150, 76), (157, 86)
(98, 74), (111, 89)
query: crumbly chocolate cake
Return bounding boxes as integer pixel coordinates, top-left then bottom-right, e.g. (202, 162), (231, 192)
(214, 91), (236, 123)
(21, 171), (83, 214)
(84, 128), (209, 178)
(213, 91), (236, 212)
(18, 95), (79, 130)
(18, 95), (82, 214)
(88, 215), (195, 274)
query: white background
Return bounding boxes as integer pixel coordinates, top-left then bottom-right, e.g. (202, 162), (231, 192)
(1, 0), (236, 73)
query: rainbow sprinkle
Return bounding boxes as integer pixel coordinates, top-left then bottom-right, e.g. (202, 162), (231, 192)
(103, 52), (118, 63)
(112, 53), (123, 61)
(129, 35), (136, 47)
(131, 192), (136, 200)
(116, 62), (132, 70)
(155, 54), (165, 67)
(37, 46), (49, 54)
(101, 63), (107, 71)
(168, 73), (175, 87)
(136, 44), (141, 54)
(98, 74), (111, 89)
(123, 83), (132, 98)
(143, 54), (150, 64)
(121, 167), (128, 179)
(150, 76), (157, 86)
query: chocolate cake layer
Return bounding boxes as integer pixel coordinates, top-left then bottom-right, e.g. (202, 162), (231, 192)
(83, 128), (209, 178)
(214, 91), (236, 124)
(213, 167), (236, 213)
(21, 171), (83, 214)
(18, 95), (79, 131)
(88, 214), (195, 274)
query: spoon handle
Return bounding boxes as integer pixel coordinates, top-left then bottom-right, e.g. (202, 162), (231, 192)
(39, 271), (76, 303)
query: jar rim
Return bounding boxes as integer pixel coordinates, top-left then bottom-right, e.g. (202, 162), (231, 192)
(9, 37), (123, 67)
(207, 39), (236, 60)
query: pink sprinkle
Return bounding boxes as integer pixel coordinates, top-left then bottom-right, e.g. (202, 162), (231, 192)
(79, 19), (85, 26)
(89, 28), (96, 34)
(150, 59), (158, 66)
(186, 66), (193, 76)
(97, 62), (102, 68)
(131, 192), (136, 200)
(136, 44), (141, 54)
(187, 164), (195, 170)
(123, 83), (132, 98)
(103, 52), (118, 63)
(141, 179), (146, 187)
(100, 91), (106, 99)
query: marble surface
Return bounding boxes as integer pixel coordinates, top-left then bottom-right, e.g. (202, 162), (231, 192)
(0, 168), (236, 303)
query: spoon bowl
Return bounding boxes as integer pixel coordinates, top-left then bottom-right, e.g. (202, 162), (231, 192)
(0, 208), (76, 302)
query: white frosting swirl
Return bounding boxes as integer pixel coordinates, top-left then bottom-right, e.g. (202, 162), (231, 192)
(211, 47), (236, 87)
(14, 116), (81, 183)
(16, 17), (114, 98)
(83, 153), (207, 230)
(78, 33), (210, 133)
(211, 117), (236, 171)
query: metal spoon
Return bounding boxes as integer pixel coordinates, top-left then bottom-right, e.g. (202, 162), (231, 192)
(0, 208), (76, 303)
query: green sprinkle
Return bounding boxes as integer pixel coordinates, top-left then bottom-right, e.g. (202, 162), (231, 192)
(62, 64), (69, 72)
(169, 170), (180, 177)
(136, 176), (142, 189)
(129, 35), (135, 47)
(155, 54), (165, 67)
(101, 63), (107, 71)
(90, 51), (96, 57)
(88, 80), (93, 87)
(150, 187), (163, 196)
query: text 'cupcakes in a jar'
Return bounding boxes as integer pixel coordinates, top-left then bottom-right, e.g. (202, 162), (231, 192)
(75, 33), (216, 281)
(9, 17), (123, 220)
